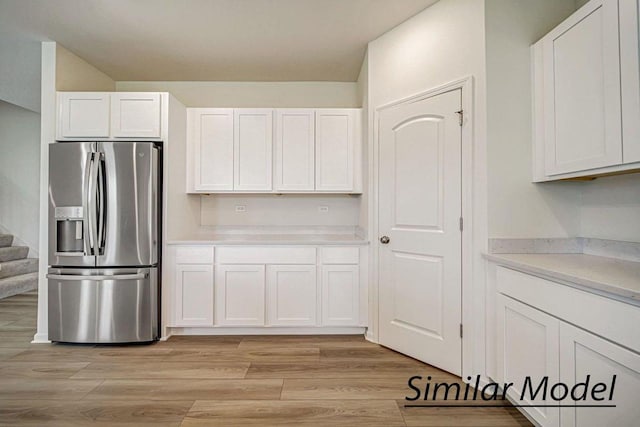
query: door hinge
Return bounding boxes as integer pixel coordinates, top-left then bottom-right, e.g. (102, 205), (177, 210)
(455, 110), (464, 126)
(459, 217), (463, 231)
(460, 323), (463, 338)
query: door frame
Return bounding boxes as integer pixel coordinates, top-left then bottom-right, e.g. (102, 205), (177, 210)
(368, 76), (485, 379)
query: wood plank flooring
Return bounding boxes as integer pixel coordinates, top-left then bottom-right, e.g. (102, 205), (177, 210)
(0, 291), (531, 426)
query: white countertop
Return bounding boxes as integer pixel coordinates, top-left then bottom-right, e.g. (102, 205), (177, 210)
(484, 253), (640, 303)
(167, 233), (369, 246)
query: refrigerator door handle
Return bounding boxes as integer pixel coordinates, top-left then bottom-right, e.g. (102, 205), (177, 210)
(87, 152), (100, 255)
(83, 152), (95, 255)
(47, 272), (149, 281)
(96, 152), (107, 254)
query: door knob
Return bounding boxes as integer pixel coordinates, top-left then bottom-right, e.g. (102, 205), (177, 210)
(380, 236), (390, 244)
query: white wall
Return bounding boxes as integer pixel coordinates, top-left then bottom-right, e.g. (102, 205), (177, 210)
(0, 100), (41, 254)
(116, 81), (359, 108)
(0, 35), (41, 112)
(117, 80), (363, 230)
(580, 174), (640, 242)
(486, 0), (581, 238)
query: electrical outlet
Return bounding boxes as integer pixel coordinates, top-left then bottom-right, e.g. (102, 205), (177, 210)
(318, 206), (329, 213)
(235, 205), (246, 213)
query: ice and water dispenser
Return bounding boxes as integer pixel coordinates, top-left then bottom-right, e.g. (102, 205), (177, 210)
(54, 206), (84, 254)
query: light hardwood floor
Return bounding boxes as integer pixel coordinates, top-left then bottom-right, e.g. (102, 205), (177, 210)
(0, 291), (530, 426)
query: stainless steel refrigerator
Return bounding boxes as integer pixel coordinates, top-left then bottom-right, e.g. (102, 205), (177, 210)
(47, 141), (161, 343)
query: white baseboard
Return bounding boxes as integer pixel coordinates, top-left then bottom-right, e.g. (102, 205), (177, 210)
(31, 332), (50, 343)
(168, 326), (366, 336)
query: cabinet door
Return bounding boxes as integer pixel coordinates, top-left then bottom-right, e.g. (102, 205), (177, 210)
(266, 265), (317, 326)
(620, 0), (640, 164)
(275, 109), (315, 191)
(58, 92), (110, 139)
(496, 295), (560, 427)
(315, 109), (356, 192)
(189, 109), (234, 191)
(111, 92), (161, 139)
(321, 264), (359, 326)
(174, 264), (214, 326)
(215, 264), (265, 326)
(543, 0), (622, 175)
(559, 323), (640, 427)
(234, 109), (273, 191)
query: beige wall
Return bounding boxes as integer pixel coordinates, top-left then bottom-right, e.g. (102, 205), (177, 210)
(116, 81), (359, 108)
(0, 100), (41, 254)
(485, 0), (580, 238)
(356, 52), (369, 236)
(56, 44), (115, 91)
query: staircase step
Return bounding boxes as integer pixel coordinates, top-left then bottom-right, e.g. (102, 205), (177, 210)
(0, 234), (13, 248)
(0, 258), (39, 280)
(0, 272), (38, 300)
(0, 246), (29, 263)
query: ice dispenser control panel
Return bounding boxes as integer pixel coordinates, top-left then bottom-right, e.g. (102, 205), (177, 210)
(55, 206), (84, 253)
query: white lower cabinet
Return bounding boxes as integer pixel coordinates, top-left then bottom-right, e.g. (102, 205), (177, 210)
(215, 264), (266, 326)
(559, 323), (640, 427)
(494, 265), (640, 427)
(322, 264), (359, 326)
(267, 265), (317, 326)
(174, 264), (214, 326)
(496, 295), (560, 427)
(170, 244), (364, 330)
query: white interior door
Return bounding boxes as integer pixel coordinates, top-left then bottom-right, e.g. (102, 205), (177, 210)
(378, 89), (462, 375)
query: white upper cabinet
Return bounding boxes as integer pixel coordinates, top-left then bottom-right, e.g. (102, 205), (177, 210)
(57, 92), (163, 141)
(315, 109), (359, 192)
(542, 0), (622, 176)
(188, 109), (234, 192)
(234, 109), (274, 191)
(532, 0), (640, 181)
(275, 109), (315, 191)
(185, 107), (362, 193)
(111, 92), (161, 138)
(57, 92), (110, 139)
(620, 0), (640, 164)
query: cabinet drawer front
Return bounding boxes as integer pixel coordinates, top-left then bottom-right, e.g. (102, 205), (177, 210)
(175, 246), (214, 264)
(321, 247), (359, 264)
(216, 246), (316, 264)
(496, 266), (640, 353)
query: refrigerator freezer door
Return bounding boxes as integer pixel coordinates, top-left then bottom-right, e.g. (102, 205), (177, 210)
(49, 142), (97, 268)
(96, 142), (158, 267)
(47, 267), (158, 343)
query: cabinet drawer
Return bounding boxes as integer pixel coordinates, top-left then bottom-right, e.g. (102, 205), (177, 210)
(216, 246), (316, 265)
(496, 266), (640, 353)
(321, 247), (359, 264)
(175, 246), (214, 264)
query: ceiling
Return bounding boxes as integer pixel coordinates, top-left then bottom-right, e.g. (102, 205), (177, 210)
(0, 0), (438, 82)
